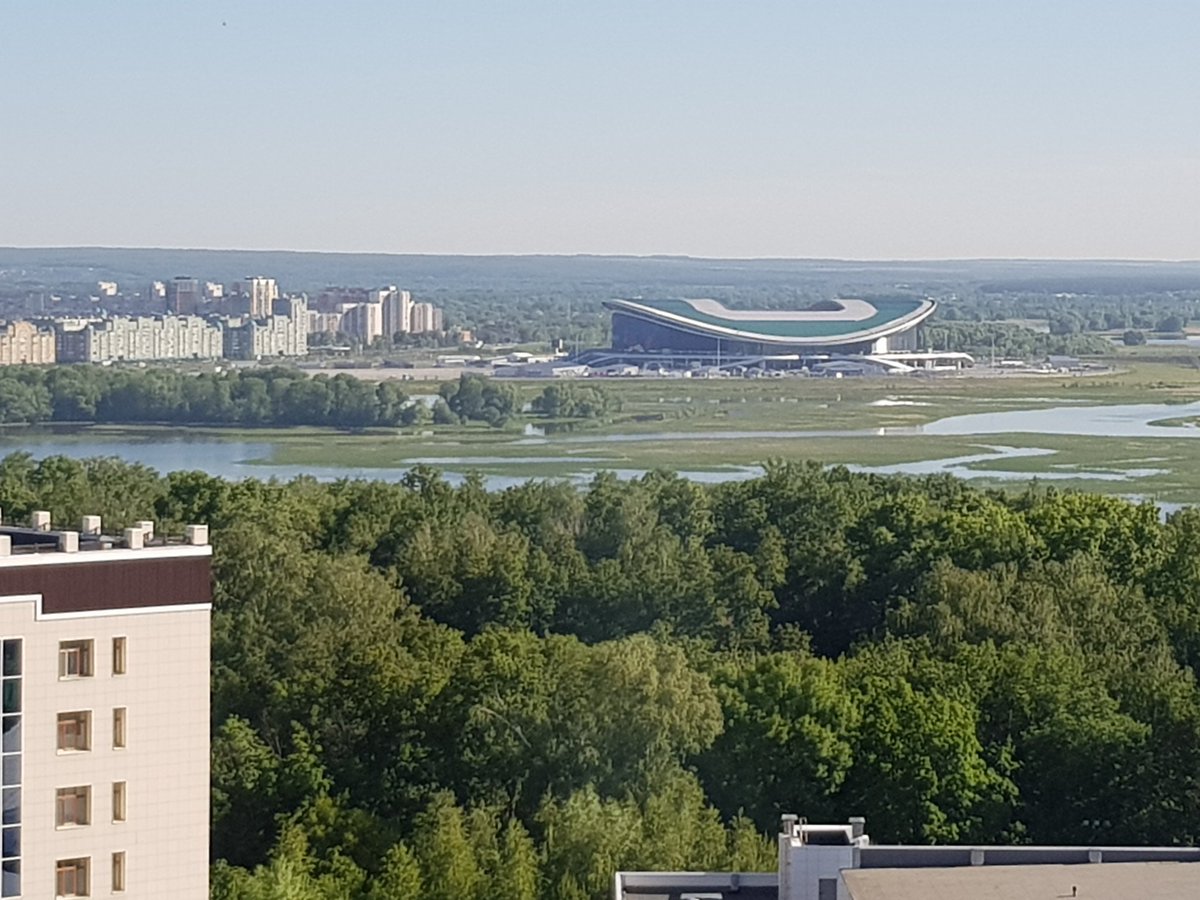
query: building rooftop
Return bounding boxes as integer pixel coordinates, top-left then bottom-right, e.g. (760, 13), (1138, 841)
(604, 297), (936, 344)
(0, 513), (209, 564)
(842, 861), (1200, 900)
(614, 816), (1200, 900)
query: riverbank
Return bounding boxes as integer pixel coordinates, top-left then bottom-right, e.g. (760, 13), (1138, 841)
(5, 359), (1200, 501)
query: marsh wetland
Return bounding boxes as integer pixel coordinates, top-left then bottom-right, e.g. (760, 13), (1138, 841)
(8, 360), (1200, 503)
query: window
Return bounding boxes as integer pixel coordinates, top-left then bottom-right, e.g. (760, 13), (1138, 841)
(112, 708), (125, 750)
(58, 641), (93, 679)
(111, 638), (126, 676)
(55, 786), (90, 828)
(57, 712), (91, 752)
(1, 639), (18, 899)
(111, 783), (125, 823)
(110, 852), (124, 893)
(55, 857), (89, 897)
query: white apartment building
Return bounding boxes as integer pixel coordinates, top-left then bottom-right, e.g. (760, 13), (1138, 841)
(370, 287), (413, 339)
(0, 514), (212, 899)
(223, 298), (309, 359)
(340, 301), (383, 344)
(0, 322), (55, 366)
(244, 278), (279, 320)
(67, 317), (224, 363)
(306, 311), (343, 337)
(410, 302), (443, 334)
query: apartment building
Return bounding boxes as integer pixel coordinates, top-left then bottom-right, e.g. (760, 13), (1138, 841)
(55, 316), (224, 363)
(410, 301), (443, 334)
(0, 514), (212, 899)
(370, 287), (413, 339)
(243, 278), (279, 320)
(340, 301), (384, 344)
(222, 297), (309, 359)
(0, 322), (55, 366)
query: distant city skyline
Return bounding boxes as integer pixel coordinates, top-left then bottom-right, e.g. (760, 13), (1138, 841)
(1, 2), (1197, 259)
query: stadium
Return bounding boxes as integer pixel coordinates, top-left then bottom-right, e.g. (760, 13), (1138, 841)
(577, 297), (968, 373)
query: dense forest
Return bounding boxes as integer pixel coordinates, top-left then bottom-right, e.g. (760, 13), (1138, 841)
(3, 454), (1200, 898)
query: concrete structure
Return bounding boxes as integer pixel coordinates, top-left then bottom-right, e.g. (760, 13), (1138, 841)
(164, 278), (200, 316)
(95, 283), (117, 298)
(371, 287), (413, 339)
(410, 301), (442, 334)
(56, 316), (224, 363)
(223, 297), (308, 360)
(604, 297), (935, 357)
(0, 513), (212, 899)
(0, 321), (56, 365)
(203, 283), (224, 301)
(614, 816), (1200, 900)
(243, 277), (279, 319)
(307, 311), (343, 337)
(340, 301), (384, 344)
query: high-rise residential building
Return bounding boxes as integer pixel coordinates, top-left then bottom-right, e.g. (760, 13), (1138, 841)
(0, 513), (212, 899)
(306, 311), (344, 337)
(223, 297), (309, 360)
(410, 302), (442, 334)
(340, 301), (384, 345)
(95, 283), (118, 298)
(164, 278), (199, 316)
(370, 287), (413, 339)
(55, 316), (224, 363)
(0, 321), (56, 365)
(203, 283), (224, 301)
(244, 278), (279, 319)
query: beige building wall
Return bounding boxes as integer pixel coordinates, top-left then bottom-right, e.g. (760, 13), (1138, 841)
(0, 322), (55, 366)
(0, 598), (209, 898)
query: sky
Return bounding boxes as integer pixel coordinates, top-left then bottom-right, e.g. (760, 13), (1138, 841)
(0, 1), (1197, 259)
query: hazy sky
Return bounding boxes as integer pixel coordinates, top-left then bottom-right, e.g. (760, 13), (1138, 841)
(1, 1), (1197, 258)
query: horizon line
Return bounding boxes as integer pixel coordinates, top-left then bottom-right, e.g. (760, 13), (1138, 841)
(2, 245), (1199, 265)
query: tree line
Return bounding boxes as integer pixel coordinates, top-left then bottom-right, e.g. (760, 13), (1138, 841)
(4, 455), (1200, 898)
(0, 367), (619, 429)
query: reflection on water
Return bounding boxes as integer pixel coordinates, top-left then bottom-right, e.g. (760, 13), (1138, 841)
(921, 400), (1200, 438)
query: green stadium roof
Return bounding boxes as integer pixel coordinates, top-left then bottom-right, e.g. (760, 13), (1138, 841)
(605, 297), (935, 346)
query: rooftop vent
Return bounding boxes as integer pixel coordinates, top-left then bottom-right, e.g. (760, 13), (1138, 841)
(123, 527), (144, 550)
(31, 510), (51, 532)
(81, 515), (102, 536)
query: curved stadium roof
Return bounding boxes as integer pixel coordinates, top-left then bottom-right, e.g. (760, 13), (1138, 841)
(605, 297), (936, 347)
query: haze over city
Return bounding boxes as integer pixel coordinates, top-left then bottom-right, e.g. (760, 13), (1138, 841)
(2, 1), (1197, 259)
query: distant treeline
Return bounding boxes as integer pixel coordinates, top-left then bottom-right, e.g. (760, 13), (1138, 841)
(922, 321), (1114, 358)
(0, 367), (621, 429)
(0, 367), (415, 427)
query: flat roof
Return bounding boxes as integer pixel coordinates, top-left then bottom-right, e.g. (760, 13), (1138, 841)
(606, 297), (935, 345)
(843, 861), (1200, 900)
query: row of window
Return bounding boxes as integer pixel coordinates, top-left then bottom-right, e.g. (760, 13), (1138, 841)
(59, 638), (125, 680)
(1, 639), (19, 899)
(57, 709), (125, 753)
(55, 783), (125, 828)
(57, 853), (124, 897)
